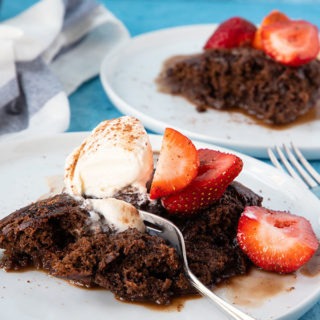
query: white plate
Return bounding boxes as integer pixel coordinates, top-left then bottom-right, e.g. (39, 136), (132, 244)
(100, 25), (320, 159)
(0, 132), (319, 320)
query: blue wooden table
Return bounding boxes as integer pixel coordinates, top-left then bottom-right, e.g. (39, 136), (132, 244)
(2, 1), (320, 319)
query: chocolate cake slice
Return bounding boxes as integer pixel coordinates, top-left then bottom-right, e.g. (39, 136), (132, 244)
(158, 47), (320, 124)
(0, 182), (262, 304)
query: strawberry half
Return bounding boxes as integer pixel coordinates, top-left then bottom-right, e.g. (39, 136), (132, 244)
(253, 10), (290, 50)
(161, 149), (243, 215)
(261, 20), (319, 66)
(204, 17), (257, 50)
(237, 206), (319, 273)
(150, 128), (199, 199)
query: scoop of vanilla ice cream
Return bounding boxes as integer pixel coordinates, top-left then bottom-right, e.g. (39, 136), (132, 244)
(85, 198), (145, 233)
(64, 116), (154, 198)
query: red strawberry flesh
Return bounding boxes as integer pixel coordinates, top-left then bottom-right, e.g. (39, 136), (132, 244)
(150, 128), (199, 199)
(161, 149), (243, 215)
(253, 10), (290, 50)
(261, 20), (319, 66)
(204, 17), (257, 50)
(237, 206), (319, 273)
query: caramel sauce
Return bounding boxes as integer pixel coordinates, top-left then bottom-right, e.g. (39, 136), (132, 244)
(5, 265), (40, 273)
(62, 277), (201, 312)
(117, 294), (201, 312)
(300, 247), (320, 277)
(5, 263), (317, 312)
(69, 279), (201, 313)
(215, 268), (297, 307)
(226, 103), (320, 131)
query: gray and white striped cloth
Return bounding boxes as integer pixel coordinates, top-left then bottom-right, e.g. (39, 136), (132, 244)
(0, 0), (129, 140)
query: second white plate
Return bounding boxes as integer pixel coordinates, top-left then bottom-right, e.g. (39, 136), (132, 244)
(100, 24), (320, 159)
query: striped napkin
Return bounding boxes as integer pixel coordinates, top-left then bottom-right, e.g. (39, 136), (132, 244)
(0, 0), (129, 140)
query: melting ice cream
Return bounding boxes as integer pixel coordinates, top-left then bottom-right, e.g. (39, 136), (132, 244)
(64, 116), (153, 232)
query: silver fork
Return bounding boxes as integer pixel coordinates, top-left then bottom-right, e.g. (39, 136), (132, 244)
(139, 210), (255, 320)
(268, 143), (320, 198)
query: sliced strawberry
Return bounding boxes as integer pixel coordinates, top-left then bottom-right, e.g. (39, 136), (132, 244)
(204, 17), (257, 50)
(162, 149), (243, 215)
(261, 20), (319, 66)
(150, 128), (199, 199)
(237, 206), (319, 273)
(260, 10), (290, 27)
(253, 10), (290, 50)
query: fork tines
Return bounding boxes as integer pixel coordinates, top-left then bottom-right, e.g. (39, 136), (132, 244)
(268, 143), (320, 189)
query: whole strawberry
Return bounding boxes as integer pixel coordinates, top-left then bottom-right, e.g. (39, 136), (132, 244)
(204, 17), (257, 50)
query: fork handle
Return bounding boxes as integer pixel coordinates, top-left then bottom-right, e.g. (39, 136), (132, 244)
(186, 270), (256, 320)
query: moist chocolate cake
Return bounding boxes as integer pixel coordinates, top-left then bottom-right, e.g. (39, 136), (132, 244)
(158, 47), (320, 124)
(0, 182), (262, 305)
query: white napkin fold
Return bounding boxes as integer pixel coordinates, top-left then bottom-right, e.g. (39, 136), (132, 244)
(0, 0), (129, 140)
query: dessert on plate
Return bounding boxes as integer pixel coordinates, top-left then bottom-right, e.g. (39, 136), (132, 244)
(0, 116), (318, 305)
(157, 11), (320, 125)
